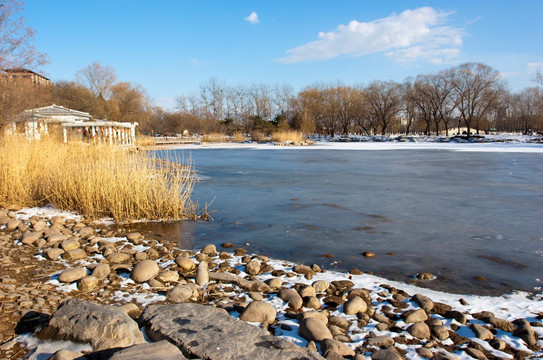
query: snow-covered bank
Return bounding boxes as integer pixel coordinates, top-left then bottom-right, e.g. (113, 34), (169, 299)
(2, 207), (542, 359)
(153, 134), (543, 153)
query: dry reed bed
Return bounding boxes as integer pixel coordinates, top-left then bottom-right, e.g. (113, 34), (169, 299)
(0, 135), (196, 221)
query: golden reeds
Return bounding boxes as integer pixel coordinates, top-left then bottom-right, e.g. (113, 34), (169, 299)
(270, 130), (305, 143)
(201, 132), (229, 143)
(0, 135), (197, 221)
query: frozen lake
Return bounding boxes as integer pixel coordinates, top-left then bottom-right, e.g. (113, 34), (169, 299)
(153, 144), (543, 295)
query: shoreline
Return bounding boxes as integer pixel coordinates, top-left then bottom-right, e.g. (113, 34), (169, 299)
(142, 134), (543, 153)
(1, 206), (542, 359)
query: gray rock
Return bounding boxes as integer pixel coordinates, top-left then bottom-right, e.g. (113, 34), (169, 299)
(431, 325), (449, 340)
(47, 349), (84, 360)
(209, 271), (272, 292)
(175, 256), (196, 271)
(60, 239), (80, 251)
(126, 232), (144, 244)
(278, 288), (303, 310)
(444, 310), (467, 325)
(6, 219), (21, 230)
(156, 270), (180, 284)
(299, 317), (333, 342)
(266, 277), (283, 290)
(33, 220), (47, 231)
(412, 294), (434, 312)
(44, 248), (65, 260)
(94, 340), (187, 360)
(299, 285), (316, 298)
(78, 227), (95, 237)
(131, 260), (159, 283)
(464, 348), (488, 360)
(92, 264), (111, 280)
(40, 299), (144, 351)
(245, 259), (261, 275)
(416, 347), (433, 358)
(293, 264), (316, 278)
(343, 296), (367, 315)
(323, 349), (345, 360)
(371, 349), (402, 360)
(200, 244), (217, 256)
(321, 338), (355, 357)
(50, 216), (65, 226)
(78, 275), (99, 291)
(107, 252), (132, 264)
(195, 260), (209, 286)
(21, 231), (42, 245)
(407, 322), (430, 339)
(63, 248), (87, 260)
(365, 335), (394, 347)
(239, 301), (277, 323)
(404, 308), (428, 323)
(470, 324), (494, 341)
(58, 267), (87, 283)
(167, 285), (193, 303)
(140, 303), (324, 360)
(312, 280), (330, 293)
(432, 352), (459, 360)
(298, 311), (329, 325)
(512, 319), (537, 347)
(486, 316), (515, 332)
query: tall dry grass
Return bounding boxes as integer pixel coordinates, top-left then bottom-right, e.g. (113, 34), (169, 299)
(0, 135), (197, 221)
(202, 132), (229, 143)
(271, 130), (305, 143)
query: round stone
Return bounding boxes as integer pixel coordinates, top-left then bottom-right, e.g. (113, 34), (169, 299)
(239, 301), (277, 323)
(299, 317), (333, 342)
(58, 267), (88, 283)
(175, 256), (196, 271)
(131, 260), (159, 283)
(78, 275), (99, 291)
(343, 296), (367, 315)
(91, 264), (111, 280)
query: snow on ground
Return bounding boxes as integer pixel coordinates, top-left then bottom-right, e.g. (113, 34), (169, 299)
(156, 135), (543, 153)
(10, 175), (543, 359)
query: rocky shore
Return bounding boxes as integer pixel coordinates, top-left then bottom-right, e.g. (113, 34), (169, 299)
(0, 208), (542, 360)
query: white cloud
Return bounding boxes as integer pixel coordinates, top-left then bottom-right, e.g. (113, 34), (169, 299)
(277, 7), (463, 64)
(245, 11), (259, 25)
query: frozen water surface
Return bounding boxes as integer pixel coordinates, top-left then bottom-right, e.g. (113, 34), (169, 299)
(154, 145), (543, 295)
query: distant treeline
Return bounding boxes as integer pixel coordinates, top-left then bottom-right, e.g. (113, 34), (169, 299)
(1, 62), (542, 137)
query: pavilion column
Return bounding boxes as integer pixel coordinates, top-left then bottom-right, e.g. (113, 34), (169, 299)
(63, 127), (67, 143)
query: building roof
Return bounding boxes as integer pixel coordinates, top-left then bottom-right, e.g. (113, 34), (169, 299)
(2, 68), (51, 81)
(21, 105), (92, 122)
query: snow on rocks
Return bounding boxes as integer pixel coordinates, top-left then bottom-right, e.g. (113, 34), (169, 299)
(1, 207), (542, 359)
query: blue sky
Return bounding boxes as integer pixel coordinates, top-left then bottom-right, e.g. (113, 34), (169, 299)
(23, 1), (543, 109)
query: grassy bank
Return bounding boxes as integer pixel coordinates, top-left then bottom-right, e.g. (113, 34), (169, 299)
(0, 135), (197, 221)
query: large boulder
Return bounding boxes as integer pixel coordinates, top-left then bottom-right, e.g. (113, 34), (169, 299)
(39, 299), (144, 351)
(140, 303), (324, 360)
(89, 340), (187, 360)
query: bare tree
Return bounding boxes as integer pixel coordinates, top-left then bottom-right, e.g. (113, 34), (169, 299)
(534, 71), (543, 87)
(76, 61), (117, 100)
(365, 80), (402, 135)
(199, 76), (225, 121)
(0, 0), (47, 70)
(512, 87), (543, 134)
(448, 63), (505, 137)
